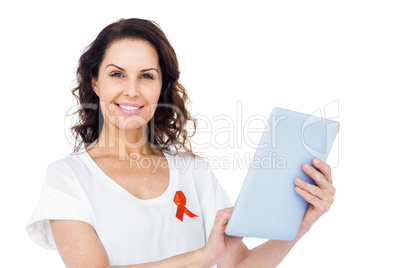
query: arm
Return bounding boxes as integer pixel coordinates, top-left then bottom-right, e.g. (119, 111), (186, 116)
(216, 158), (336, 267)
(202, 209), (309, 268)
(50, 208), (244, 268)
(243, 225), (311, 266)
(50, 219), (208, 268)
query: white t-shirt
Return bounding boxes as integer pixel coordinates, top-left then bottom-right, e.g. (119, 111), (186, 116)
(26, 148), (232, 266)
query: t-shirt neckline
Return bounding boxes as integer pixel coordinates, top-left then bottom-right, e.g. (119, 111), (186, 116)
(77, 147), (178, 205)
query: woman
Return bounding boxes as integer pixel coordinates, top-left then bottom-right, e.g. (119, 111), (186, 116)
(26, 18), (336, 267)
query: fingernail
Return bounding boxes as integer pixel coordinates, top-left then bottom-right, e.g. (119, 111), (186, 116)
(314, 159), (321, 166)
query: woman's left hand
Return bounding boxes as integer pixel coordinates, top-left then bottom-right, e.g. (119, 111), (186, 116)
(294, 158), (336, 228)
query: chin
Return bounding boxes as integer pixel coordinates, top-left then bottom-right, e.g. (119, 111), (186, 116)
(120, 121), (148, 130)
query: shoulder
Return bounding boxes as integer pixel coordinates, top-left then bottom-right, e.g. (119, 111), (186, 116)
(44, 150), (89, 183)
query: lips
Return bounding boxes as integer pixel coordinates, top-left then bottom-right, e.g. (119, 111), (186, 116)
(116, 104), (143, 110)
(115, 103), (144, 115)
(116, 102), (144, 108)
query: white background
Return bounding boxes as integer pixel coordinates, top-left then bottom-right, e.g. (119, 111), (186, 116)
(1, 0), (401, 267)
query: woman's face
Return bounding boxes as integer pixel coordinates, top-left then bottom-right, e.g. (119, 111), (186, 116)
(92, 38), (163, 132)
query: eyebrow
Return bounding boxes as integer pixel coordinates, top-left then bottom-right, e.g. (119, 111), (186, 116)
(105, 64), (159, 73)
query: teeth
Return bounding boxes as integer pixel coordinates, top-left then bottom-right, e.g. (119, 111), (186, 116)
(119, 104), (141, 110)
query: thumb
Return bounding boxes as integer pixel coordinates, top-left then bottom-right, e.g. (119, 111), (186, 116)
(213, 207), (233, 233)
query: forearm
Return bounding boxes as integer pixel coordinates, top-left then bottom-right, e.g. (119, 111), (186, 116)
(106, 247), (210, 268)
(237, 225), (311, 268)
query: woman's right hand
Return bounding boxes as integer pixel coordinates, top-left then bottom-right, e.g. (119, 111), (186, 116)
(201, 207), (243, 266)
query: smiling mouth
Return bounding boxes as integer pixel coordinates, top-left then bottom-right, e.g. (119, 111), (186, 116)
(116, 103), (144, 111)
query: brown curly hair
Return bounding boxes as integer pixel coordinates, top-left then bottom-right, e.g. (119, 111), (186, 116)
(69, 18), (198, 157)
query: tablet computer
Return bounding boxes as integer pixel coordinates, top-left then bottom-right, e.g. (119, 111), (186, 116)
(225, 107), (340, 241)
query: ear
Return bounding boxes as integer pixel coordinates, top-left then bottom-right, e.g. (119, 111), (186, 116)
(91, 76), (100, 97)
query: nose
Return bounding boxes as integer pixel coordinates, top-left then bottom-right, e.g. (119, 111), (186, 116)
(124, 78), (140, 98)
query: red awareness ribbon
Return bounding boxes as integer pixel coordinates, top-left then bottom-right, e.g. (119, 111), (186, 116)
(173, 191), (198, 221)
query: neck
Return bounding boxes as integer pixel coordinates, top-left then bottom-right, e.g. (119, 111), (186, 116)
(87, 120), (162, 160)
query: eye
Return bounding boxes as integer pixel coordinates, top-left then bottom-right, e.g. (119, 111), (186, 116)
(110, 72), (124, 78)
(141, 73), (154, 80)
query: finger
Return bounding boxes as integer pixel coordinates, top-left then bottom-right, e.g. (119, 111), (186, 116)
(302, 163), (332, 190)
(294, 177), (329, 201)
(295, 186), (331, 213)
(214, 208), (233, 230)
(312, 158), (332, 183)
